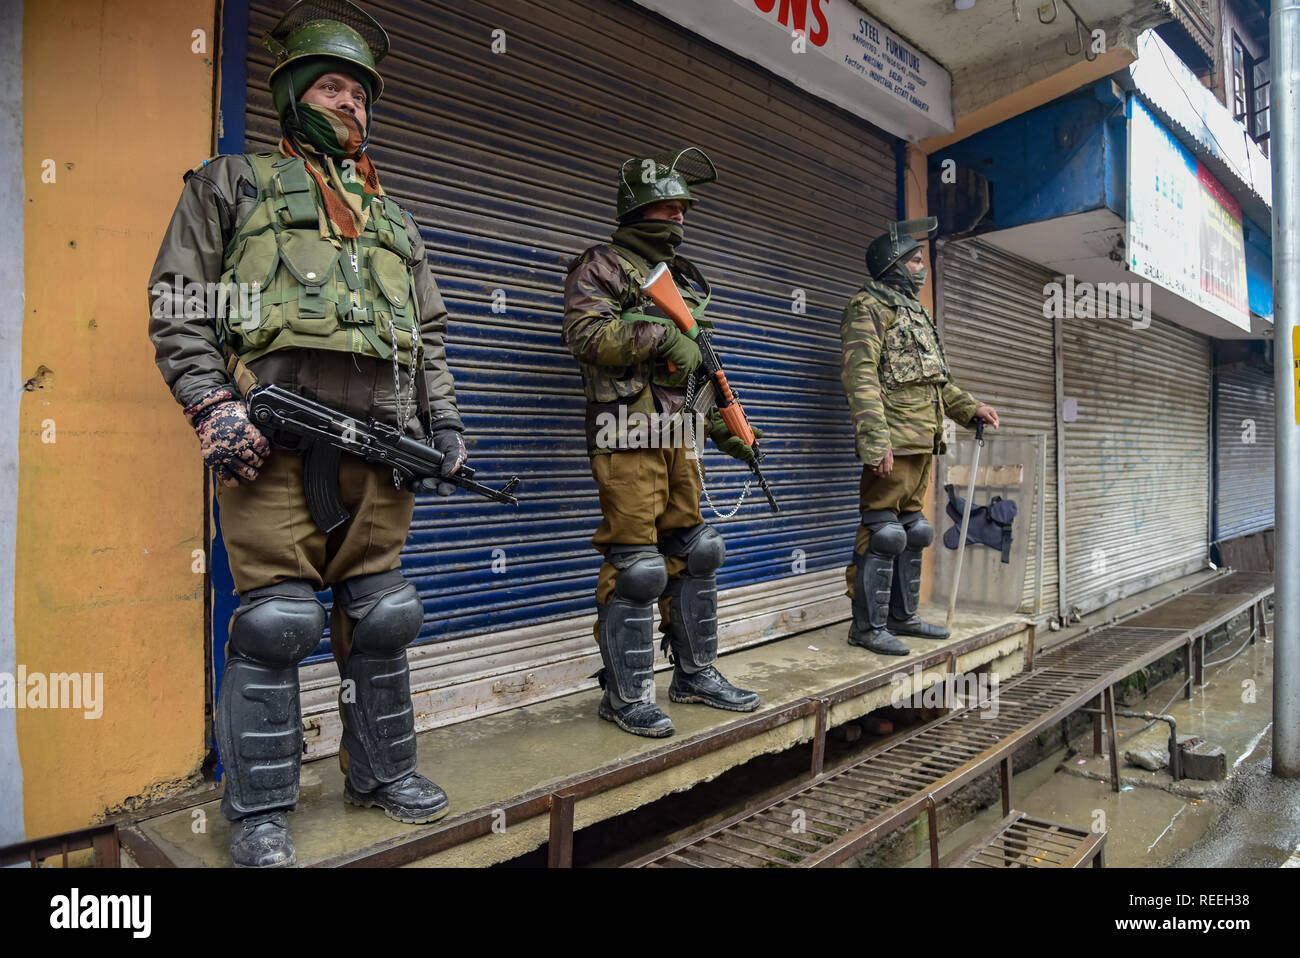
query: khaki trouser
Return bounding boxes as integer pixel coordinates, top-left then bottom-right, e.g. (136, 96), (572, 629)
(215, 446), (415, 670)
(844, 453), (933, 599)
(589, 447), (705, 629)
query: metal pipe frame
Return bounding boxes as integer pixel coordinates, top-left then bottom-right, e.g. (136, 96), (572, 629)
(1114, 709), (1183, 780)
(0, 823), (120, 868)
(1273, 0), (1300, 777)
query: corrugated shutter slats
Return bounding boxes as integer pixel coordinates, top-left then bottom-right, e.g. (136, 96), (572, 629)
(1062, 314), (1210, 614)
(1214, 365), (1275, 539)
(243, 0), (897, 661)
(938, 240), (1059, 614)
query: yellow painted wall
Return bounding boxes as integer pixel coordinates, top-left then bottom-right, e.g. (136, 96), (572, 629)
(17, 0), (216, 838)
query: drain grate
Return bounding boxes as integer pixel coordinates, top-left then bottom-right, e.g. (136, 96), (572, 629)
(632, 625), (1195, 868)
(944, 811), (1106, 868)
(632, 666), (1103, 868)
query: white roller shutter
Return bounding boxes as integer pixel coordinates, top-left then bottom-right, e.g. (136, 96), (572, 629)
(1214, 363), (1275, 540)
(936, 239), (1059, 615)
(1061, 313), (1211, 615)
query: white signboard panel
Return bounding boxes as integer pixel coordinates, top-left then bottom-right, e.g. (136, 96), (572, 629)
(630, 0), (954, 141)
(1127, 96), (1250, 330)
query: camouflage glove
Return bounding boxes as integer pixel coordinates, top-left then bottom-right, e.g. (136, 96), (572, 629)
(428, 420), (468, 497)
(707, 410), (762, 464)
(655, 324), (702, 375)
(183, 386), (270, 488)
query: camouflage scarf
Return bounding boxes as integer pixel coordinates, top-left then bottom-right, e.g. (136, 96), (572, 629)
(611, 220), (684, 265)
(280, 119), (383, 240)
(285, 100), (365, 160)
(881, 262), (927, 299)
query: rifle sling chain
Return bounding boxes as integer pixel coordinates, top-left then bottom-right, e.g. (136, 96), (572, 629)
(684, 372), (751, 521)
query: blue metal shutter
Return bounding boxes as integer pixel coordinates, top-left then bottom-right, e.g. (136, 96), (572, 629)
(1214, 364), (1275, 539)
(243, 0), (898, 742)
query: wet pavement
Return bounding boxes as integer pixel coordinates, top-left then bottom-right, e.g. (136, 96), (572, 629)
(909, 610), (1299, 868)
(130, 604), (1027, 867)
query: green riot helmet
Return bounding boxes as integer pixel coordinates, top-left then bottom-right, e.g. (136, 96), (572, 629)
(865, 217), (939, 279)
(616, 147), (718, 221)
(265, 0), (390, 119)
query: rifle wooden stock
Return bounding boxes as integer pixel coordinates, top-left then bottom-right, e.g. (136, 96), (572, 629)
(641, 263), (699, 339)
(641, 263), (757, 447)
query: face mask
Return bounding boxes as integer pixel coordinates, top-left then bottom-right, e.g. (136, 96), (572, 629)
(611, 219), (686, 264)
(285, 102), (365, 159)
(882, 261), (925, 297)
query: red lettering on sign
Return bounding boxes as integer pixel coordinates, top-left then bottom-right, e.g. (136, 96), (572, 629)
(753, 0), (831, 46)
(809, 0), (829, 46)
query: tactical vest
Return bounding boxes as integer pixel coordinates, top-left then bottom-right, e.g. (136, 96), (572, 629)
(578, 246), (710, 406)
(218, 152), (420, 368)
(866, 280), (952, 391)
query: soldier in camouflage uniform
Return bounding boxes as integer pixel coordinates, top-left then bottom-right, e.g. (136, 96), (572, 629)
(562, 149), (761, 738)
(840, 220), (999, 656)
(148, 1), (465, 866)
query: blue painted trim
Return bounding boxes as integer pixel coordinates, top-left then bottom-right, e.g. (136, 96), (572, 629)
(210, 0), (250, 782)
(1243, 218), (1273, 319)
(217, 0), (248, 156)
(928, 88), (1110, 230)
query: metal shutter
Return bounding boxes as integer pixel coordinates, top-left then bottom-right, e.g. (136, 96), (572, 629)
(1061, 314), (1211, 615)
(241, 0), (898, 746)
(1214, 364), (1275, 540)
(936, 239), (1059, 616)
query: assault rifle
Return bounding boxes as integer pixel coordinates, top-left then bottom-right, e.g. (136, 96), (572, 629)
(640, 262), (780, 513)
(246, 383), (520, 533)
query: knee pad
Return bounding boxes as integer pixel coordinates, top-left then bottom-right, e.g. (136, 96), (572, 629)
(861, 510), (906, 557)
(216, 657), (302, 818)
(228, 580), (326, 666)
(664, 576), (718, 669)
(597, 599), (657, 705)
(899, 511), (934, 549)
(335, 570), (424, 655)
(608, 545), (669, 603)
(661, 522), (726, 576)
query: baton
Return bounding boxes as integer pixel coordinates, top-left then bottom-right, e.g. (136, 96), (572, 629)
(945, 417), (985, 632)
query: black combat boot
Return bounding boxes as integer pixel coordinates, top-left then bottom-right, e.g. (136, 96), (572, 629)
(333, 571), (451, 824)
(848, 620), (911, 655)
(344, 772), (450, 824)
(668, 664), (760, 711)
(597, 689), (675, 737)
(216, 582), (325, 868)
(889, 511), (949, 639)
(595, 547), (675, 738)
(661, 555), (760, 712)
(848, 522), (911, 656)
(228, 811), (296, 868)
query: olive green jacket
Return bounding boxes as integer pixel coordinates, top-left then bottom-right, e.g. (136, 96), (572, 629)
(147, 153), (460, 437)
(841, 280), (980, 467)
(562, 244), (704, 454)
